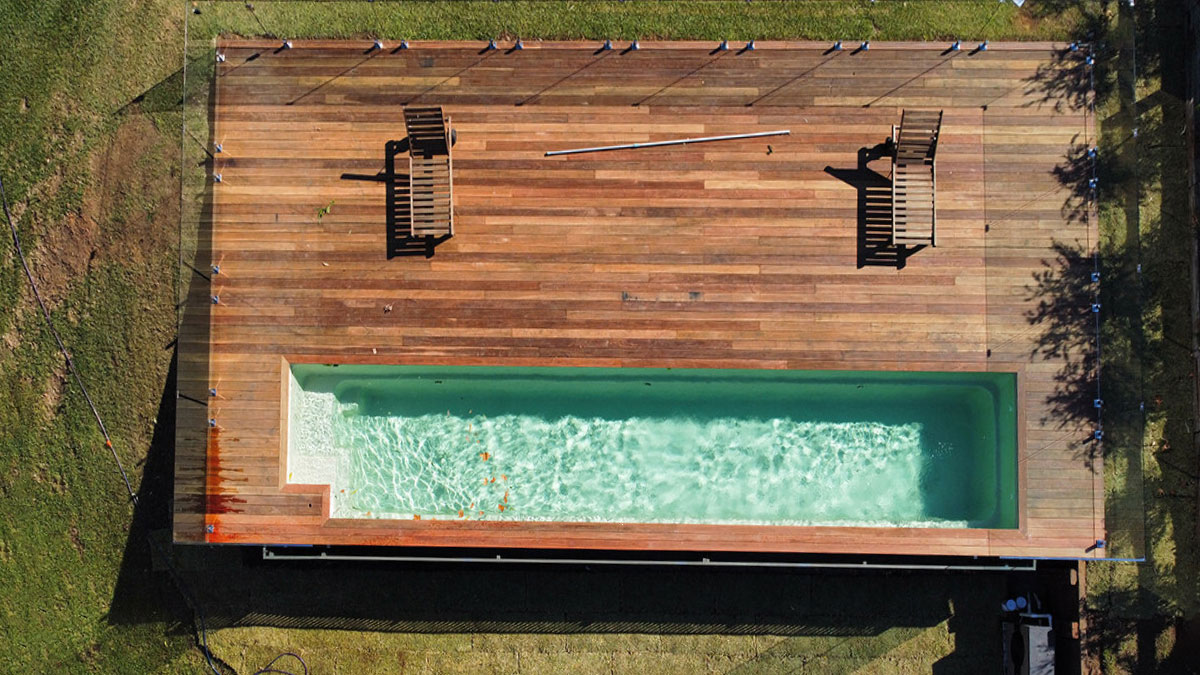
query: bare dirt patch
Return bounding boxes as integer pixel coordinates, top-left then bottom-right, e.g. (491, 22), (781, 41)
(41, 359), (68, 418)
(6, 114), (180, 408)
(1014, 9), (1037, 32)
(68, 524), (85, 557)
(19, 114), (178, 316)
(89, 114), (178, 266)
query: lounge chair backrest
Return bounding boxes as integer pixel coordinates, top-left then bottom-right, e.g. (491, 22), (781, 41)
(891, 110), (942, 248)
(895, 110), (941, 163)
(402, 107), (454, 238)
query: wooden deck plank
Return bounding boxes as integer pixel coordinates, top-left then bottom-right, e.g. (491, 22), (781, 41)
(174, 41), (1102, 558)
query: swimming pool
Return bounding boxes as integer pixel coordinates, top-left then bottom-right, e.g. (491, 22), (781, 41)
(286, 365), (1018, 529)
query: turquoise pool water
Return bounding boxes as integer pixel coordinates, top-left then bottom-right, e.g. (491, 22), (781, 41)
(287, 365), (1018, 528)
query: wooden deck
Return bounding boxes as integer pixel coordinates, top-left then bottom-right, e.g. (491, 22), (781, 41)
(175, 40), (1102, 557)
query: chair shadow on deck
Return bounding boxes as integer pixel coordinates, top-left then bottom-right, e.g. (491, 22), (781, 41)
(824, 142), (920, 270)
(341, 138), (450, 259)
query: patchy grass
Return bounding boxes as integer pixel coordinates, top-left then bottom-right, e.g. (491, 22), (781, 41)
(0, 0), (204, 670)
(183, 0), (1082, 42)
(0, 0), (1150, 673)
(205, 619), (976, 674)
(191, 566), (1007, 674)
(1084, 0), (1200, 672)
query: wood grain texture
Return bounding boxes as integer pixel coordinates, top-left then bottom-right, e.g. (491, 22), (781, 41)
(174, 40), (1102, 558)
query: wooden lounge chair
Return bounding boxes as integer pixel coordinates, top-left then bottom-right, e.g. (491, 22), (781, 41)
(403, 106), (454, 238)
(891, 109), (942, 248)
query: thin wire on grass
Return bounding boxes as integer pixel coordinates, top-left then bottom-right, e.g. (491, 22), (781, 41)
(0, 175), (139, 503)
(1, 169), (308, 675)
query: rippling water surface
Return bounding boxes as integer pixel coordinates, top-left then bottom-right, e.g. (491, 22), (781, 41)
(287, 366), (1018, 528)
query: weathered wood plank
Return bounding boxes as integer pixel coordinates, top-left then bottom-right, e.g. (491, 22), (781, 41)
(175, 41), (1101, 559)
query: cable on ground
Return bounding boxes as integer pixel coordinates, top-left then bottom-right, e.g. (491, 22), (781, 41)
(1, 171), (307, 675)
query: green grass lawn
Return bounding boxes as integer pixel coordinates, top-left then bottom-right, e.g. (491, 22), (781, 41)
(185, 0), (1082, 42)
(1081, 1), (1200, 671)
(0, 0), (1192, 673)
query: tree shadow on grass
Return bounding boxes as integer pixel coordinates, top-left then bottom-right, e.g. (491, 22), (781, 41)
(1021, 3), (1111, 115)
(1026, 0), (1200, 670)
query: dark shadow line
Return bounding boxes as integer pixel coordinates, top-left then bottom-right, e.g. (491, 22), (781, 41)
(214, 51), (264, 78)
(516, 51), (613, 107)
(178, 393), (207, 406)
(406, 50), (498, 105)
(979, 86), (1021, 109)
(340, 172), (388, 182)
(862, 52), (961, 108)
(115, 53), (213, 115)
(244, 5), (274, 38)
(632, 51), (728, 107)
(288, 51), (379, 105)
(745, 52), (841, 107)
(185, 129), (215, 160)
(186, 263), (211, 283)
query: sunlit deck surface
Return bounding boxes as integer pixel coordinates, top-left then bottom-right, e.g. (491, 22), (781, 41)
(175, 40), (1102, 557)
